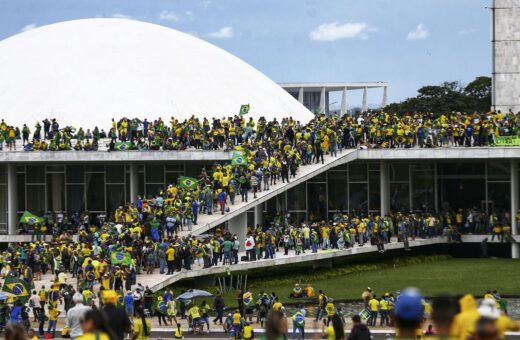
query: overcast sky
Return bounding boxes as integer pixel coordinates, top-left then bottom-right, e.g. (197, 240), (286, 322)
(0, 0), (491, 106)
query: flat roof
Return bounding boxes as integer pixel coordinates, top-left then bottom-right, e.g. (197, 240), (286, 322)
(279, 82), (387, 91)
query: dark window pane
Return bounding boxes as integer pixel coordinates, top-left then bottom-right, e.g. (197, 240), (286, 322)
(86, 173), (105, 211)
(107, 184), (125, 212)
(67, 185), (84, 214)
(328, 171), (348, 212)
(487, 161), (510, 181)
(27, 165), (45, 183)
(46, 165), (64, 172)
(46, 173), (65, 212)
(146, 184), (163, 197)
(27, 185), (45, 215)
(390, 163), (409, 182)
(146, 165), (164, 183)
(390, 183), (410, 211)
(349, 183), (368, 213)
(67, 165), (84, 183)
(307, 182), (327, 221)
(487, 182), (510, 215)
(287, 183), (306, 211)
(165, 172), (180, 186)
(17, 173), (25, 211)
(438, 178), (485, 211)
(369, 171), (380, 211)
(0, 165), (6, 184)
(349, 163), (367, 182)
(86, 165), (105, 172)
(106, 165), (125, 183)
(165, 164), (184, 171)
(438, 162), (485, 177)
(0, 185), (7, 225)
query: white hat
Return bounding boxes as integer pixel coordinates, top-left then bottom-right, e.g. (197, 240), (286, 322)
(478, 298), (500, 319)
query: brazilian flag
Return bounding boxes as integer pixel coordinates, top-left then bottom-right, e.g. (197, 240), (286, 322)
(179, 176), (198, 189)
(114, 141), (132, 151)
(231, 152), (248, 166)
(19, 211), (44, 225)
(239, 104), (250, 116)
(3, 277), (30, 302)
(110, 252), (132, 266)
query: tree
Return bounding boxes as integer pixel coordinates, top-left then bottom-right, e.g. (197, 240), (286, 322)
(384, 76), (491, 114)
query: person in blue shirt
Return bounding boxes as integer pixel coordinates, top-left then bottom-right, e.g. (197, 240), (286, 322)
(124, 291), (134, 317)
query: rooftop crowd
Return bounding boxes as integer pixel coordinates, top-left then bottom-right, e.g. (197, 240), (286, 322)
(0, 110), (519, 151)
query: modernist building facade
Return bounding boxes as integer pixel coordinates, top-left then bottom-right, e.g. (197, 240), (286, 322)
(1, 148), (519, 258)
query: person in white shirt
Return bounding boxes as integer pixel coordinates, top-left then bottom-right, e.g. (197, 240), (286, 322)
(29, 291), (41, 322)
(65, 293), (92, 339)
(245, 234), (256, 261)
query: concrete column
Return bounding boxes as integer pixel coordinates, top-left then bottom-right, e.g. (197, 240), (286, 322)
(228, 211), (247, 246)
(380, 161), (390, 217)
(382, 86), (388, 108)
(7, 163), (17, 235)
(129, 163), (139, 202)
(511, 160), (519, 259)
(319, 87), (326, 114)
(341, 87), (348, 116)
(254, 204), (263, 228)
(362, 87), (368, 112)
(298, 87), (304, 104)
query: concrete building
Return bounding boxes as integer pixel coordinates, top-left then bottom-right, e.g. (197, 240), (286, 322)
(280, 82), (388, 115)
(492, 0), (520, 112)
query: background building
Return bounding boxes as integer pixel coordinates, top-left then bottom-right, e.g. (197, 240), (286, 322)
(492, 0), (520, 113)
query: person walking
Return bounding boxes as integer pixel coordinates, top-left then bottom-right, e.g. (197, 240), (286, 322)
(65, 293), (92, 339)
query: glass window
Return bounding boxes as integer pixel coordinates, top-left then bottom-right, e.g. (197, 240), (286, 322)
(46, 165), (64, 172)
(288, 211), (307, 224)
(67, 185), (84, 214)
(26, 165), (45, 183)
(438, 178), (485, 211)
(411, 168), (435, 211)
(369, 171), (380, 211)
(107, 184), (125, 212)
(165, 164), (184, 172)
(146, 165), (164, 183)
(165, 172), (180, 186)
(390, 183), (410, 211)
(106, 165), (125, 183)
(349, 163), (367, 182)
(487, 182), (510, 215)
(487, 161), (510, 181)
(138, 172), (145, 197)
(0, 185), (7, 225)
(328, 171), (348, 212)
(0, 165), (5, 184)
(390, 163), (409, 182)
(86, 173), (105, 211)
(86, 165), (105, 172)
(146, 184), (163, 197)
(308, 171), (327, 182)
(349, 183), (368, 213)
(287, 183), (306, 211)
(27, 185), (45, 214)
(46, 173), (65, 212)
(67, 165), (84, 183)
(438, 162), (485, 177)
(17, 173), (25, 211)
(307, 182), (327, 221)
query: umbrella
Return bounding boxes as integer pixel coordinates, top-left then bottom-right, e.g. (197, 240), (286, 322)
(175, 289), (213, 300)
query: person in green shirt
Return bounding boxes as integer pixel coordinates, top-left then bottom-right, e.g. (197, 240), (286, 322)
(222, 239), (233, 265)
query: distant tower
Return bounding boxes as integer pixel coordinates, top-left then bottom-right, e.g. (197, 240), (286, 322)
(492, 0), (520, 113)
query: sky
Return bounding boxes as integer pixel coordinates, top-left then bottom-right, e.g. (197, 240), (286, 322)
(0, 0), (491, 106)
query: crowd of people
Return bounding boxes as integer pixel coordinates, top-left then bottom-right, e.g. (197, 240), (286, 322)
(1, 110), (519, 152)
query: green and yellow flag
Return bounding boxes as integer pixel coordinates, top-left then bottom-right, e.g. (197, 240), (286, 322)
(179, 176), (199, 189)
(18, 211), (44, 225)
(110, 252), (132, 266)
(239, 104), (250, 116)
(3, 276), (30, 302)
(114, 141), (132, 151)
(231, 152), (248, 166)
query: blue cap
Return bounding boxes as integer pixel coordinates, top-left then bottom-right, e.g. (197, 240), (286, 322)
(395, 289), (424, 322)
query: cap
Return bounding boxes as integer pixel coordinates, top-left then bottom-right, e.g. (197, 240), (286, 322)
(395, 288), (424, 322)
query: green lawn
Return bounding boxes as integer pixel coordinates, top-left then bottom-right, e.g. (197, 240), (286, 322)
(216, 258), (520, 306)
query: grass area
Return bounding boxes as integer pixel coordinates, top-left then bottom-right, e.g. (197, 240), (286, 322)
(215, 258), (520, 306)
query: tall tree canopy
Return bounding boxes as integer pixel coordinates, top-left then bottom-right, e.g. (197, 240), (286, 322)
(385, 76), (491, 114)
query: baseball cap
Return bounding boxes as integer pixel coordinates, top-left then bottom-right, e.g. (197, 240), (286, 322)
(395, 288), (424, 322)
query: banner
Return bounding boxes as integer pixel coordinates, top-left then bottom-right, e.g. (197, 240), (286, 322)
(3, 277), (30, 302)
(495, 136), (520, 146)
(114, 141), (132, 151)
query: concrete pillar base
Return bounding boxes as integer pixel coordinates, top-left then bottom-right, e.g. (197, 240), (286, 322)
(254, 204), (263, 228)
(512, 243), (520, 259)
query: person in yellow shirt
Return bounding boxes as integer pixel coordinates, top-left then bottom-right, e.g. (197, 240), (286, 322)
(47, 305), (61, 337)
(243, 322), (254, 340)
(166, 246), (175, 275)
(451, 294), (480, 340)
(367, 295), (379, 327)
(133, 308), (151, 340)
(325, 298), (335, 326)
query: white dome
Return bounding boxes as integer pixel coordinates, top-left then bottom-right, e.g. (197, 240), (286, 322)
(0, 18), (313, 129)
